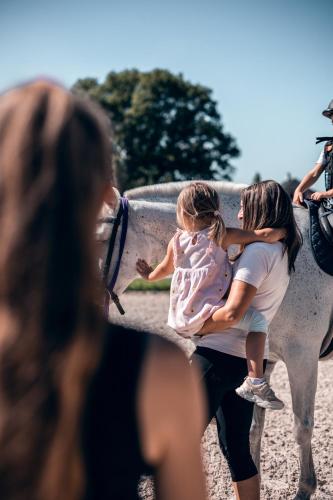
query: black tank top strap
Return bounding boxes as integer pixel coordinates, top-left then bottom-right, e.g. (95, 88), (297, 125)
(83, 322), (155, 499)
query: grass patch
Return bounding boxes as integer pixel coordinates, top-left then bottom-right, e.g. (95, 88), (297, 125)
(127, 278), (171, 291)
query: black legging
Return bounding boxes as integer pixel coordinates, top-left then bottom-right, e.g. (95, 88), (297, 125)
(192, 346), (266, 482)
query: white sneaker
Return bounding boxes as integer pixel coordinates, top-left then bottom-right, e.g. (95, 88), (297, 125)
(235, 377), (284, 410)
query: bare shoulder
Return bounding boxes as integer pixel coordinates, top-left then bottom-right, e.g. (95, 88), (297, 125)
(167, 236), (175, 251)
(137, 335), (204, 465)
(140, 335), (193, 406)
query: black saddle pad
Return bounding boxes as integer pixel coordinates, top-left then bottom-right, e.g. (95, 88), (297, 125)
(305, 199), (333, 276)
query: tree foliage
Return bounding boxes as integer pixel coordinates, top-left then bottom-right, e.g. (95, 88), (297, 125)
(252, 172), (262, 184)
(72, 69), (240, 190)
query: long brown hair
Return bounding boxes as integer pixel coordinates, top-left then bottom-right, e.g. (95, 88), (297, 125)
(241, 180), (302, 273)
(176, 182), (226, 246)
(0, 81), (111, 499)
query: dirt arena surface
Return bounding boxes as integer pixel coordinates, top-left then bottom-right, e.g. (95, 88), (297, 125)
(112, 291), (333, 500)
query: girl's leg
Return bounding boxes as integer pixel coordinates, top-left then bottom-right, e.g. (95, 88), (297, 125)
(237, 335), (284, 409)
(246, 331), (266, 378)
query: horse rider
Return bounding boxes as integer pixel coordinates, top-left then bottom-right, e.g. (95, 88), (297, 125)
(293, 100), (333, 208)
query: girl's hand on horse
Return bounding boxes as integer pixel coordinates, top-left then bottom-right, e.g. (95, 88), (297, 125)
(136, 259), (153, 279)
(136, 239), (175, 282)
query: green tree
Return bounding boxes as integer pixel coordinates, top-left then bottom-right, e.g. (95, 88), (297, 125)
(72, 69), (240, 190)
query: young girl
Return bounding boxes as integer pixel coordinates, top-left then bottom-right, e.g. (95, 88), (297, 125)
(136, 182), (284, 409)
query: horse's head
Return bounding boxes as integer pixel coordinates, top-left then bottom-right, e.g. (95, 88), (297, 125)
(96, 188), (158, 316)
(96, 188), (132, 309)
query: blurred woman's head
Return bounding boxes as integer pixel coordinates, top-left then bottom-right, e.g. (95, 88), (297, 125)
(240, 180), (302, 273)
(0, 80), (112, 500)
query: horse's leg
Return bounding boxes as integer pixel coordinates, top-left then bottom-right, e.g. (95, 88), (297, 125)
(250, 360), (276, 472)
(286, 352), (318, 500)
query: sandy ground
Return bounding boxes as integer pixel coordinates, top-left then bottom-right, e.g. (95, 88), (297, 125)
(112, 291), (333, 500)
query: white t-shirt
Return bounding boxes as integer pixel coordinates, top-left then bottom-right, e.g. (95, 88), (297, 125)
(196, 242), (290, 359)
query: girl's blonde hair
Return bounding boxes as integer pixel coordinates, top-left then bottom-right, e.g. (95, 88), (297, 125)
(176, 182), (226, 246)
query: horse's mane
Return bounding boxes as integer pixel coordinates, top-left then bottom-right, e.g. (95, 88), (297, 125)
(124, 180), (248, 199)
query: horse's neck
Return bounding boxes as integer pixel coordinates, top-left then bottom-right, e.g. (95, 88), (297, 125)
(129, 193), (241, 262)
(293, 205), (309, 233)
(129, 201), (178, 262)
(129, 198), (309, 258)
(218, 192), (241, 227)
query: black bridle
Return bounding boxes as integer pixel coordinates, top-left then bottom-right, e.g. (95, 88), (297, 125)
(100, 196), (129, 316)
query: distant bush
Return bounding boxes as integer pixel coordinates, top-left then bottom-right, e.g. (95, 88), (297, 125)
(127, 278), (171, 291)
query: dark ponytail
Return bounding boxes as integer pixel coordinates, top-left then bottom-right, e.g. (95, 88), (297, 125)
(241, 180), (302, 273)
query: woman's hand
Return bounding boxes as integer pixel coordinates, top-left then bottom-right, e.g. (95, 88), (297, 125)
(293, 188), (304, 206)
(197, 280), (258, 335)
(197, 317), (215, 336)
(310, 191), (327, 201)
(136, 259), (153, 279)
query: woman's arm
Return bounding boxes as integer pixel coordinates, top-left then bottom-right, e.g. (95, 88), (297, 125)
(293, 162), (325, 204)
(199, 279), (257, 335)
(200, 241), (273, 335)
(223, 227), (286, 249)
(139, 338), (207, 500)
(310, 188), (333, 200)
(136, 238), (174, 281)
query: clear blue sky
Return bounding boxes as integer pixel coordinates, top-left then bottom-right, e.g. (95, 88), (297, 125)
(1, 0), (332, 188)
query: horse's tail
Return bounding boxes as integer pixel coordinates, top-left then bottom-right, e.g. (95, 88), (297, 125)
(319, 309), (333, 360)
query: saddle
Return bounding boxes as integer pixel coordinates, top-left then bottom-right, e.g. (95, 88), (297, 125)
(318, 203), (333, 245)
(305, 199), (333, 276)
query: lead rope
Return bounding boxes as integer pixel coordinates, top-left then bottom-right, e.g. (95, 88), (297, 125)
(103, 197), (129, 317)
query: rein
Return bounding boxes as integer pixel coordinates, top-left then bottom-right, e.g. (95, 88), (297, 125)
(100, 196), (129, 316)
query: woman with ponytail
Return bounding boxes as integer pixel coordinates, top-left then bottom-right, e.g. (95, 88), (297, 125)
(137, 181), (285, 407)
(194, 180), (302, 500)
(0, 81), (207, 500)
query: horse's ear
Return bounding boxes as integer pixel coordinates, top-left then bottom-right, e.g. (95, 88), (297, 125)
(112, 187), (121, 201)
(103, 185), (120, 211)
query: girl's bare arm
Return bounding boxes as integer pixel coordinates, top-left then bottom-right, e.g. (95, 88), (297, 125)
(136, 238), (174, 281)
(223, 227), (286, 249)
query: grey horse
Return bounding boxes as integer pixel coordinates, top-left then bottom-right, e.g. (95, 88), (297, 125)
(98, 181), (333, 500)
